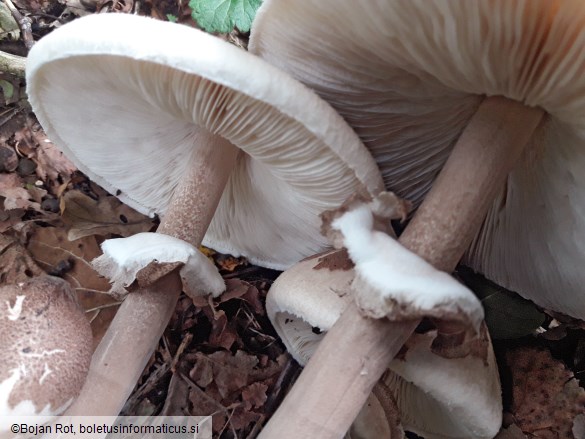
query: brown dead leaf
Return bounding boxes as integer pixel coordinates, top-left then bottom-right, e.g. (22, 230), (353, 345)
(14, 122), (77, 185)
(219, 278), (264, 315)
(189, 350), (258, 400)
(0, 234), (44, 284)
(160, 373), (190, 416)
(0, 173), (43, 211)
(495, 425), (528, 439)
(0, 173), (24, 189)
(1, 186), (39, 210)
(241, 382), (268, 410)
(229, 406), (261, 431)
(61, 190), (154, 240)
(0, 208), (26, 233)
(188, 383), (227, 433)
(207, 309), (238, 351)
(27, 226), (118, 347)
(189, 354), (214, 389)
(507, 347), (585, 438)
(213, 350), (258, 399)
(215, 254), (247, 273)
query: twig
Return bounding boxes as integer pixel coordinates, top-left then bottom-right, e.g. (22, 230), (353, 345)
(0, 50), (25, 78)
(170, 332), (193, 373)
(3, 0), (34, 49)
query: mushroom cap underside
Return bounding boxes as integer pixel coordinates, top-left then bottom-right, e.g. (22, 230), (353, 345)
(26, 13), (384, 271)
(266, 253), (501, 439)
(250, 0), (585, 318)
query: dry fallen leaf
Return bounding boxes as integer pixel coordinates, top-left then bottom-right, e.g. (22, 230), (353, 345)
(0, 173), (43, 211)
(206, 308), (238, 351)
(61, 190), (154, 240)
(13, 121), (77, 186)
(241, 382), (268, 410)
(0, 208), (26, 233)
(0, 233), (44, 284)
(495, 425), (528, 439)
(507, 347), (585, 438)
(27, 226), (118, 347)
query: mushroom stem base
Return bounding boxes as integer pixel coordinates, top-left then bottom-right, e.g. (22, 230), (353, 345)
(259, 96), (544, 438)
(64, 132), (238, 416)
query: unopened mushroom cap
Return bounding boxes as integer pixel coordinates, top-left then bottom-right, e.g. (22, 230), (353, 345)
(266, 254), (501, 439)
(250, 0), (585, 319)
(0, 276), (92, 417)
(26, 13), (384, 271)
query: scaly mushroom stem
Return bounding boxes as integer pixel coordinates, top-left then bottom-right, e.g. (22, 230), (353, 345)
(64, 132), (238, 416)
(259, 96), (545, 438)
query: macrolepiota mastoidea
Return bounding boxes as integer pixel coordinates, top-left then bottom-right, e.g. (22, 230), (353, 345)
(266, 192), (502, 438)
(0, 276), (92, 419)
(250, 0), (585, 436)
(25, 13), (385, 416)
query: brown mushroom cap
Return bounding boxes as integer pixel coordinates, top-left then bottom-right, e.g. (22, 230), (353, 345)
(0, 276), (92, 416)
(250, 0), (585, 319)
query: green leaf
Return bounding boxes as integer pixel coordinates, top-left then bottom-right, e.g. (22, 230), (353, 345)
(0, 79), (14, 103)
(458, 267), (546, 339)
(189, 0), (262, 33)
(166, 14), (178, 23)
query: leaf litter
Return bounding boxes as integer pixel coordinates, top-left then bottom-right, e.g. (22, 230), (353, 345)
(1, 4), (585, 438)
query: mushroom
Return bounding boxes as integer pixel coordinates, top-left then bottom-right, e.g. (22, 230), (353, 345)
(25, 13), (384, 416)
(248, 0), (585, 436)
(250, 0), (585, 320)
(267, 248), (501, 439)
(0, 276), (92, 420)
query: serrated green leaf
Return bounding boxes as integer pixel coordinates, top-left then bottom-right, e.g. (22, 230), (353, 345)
(189, 0), (262, 33)
(166, 14), (178, 23)
(458, 267), (545, 339)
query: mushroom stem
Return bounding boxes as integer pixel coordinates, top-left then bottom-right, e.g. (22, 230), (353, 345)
(259, 96), (545, 438)
(64, 132), (238, 416)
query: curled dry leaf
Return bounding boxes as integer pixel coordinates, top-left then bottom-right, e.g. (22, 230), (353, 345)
(13, 120), (77, 187)
(0, 234), (44, 284)
(61, 190), (154, 241)
(0, 209), (25, 233)
(241, 381), (268, 410)
(187, 350), (285, 435)
(507, 347), (585, 438)
(26, 226), (118, 347)
(0, 173), (43, 211)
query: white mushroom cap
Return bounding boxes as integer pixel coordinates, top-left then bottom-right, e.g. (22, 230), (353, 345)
(26, 13), (384, 271)
(0, 277), (92, 418)
(266, 252), (502, 439)
(92, 233), (225, 300)
(267, 252), (391, 439)
(250, 0), (585, 319)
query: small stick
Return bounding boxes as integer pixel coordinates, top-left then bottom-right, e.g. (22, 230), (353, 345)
(259, 96), (545, 438)
(3, 0), (34, 49)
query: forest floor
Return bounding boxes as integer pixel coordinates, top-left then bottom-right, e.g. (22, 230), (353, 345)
(0, 1), (584, 438)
